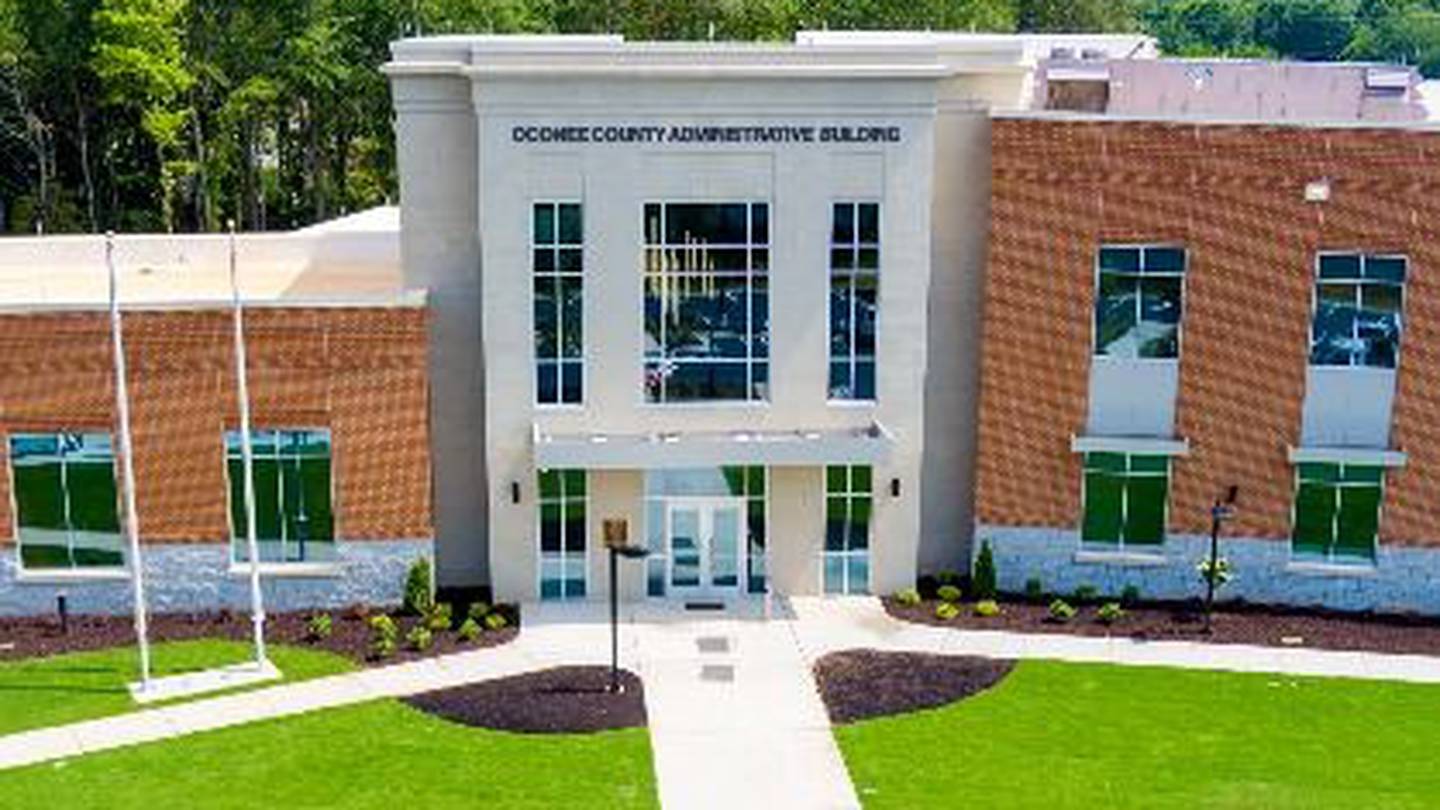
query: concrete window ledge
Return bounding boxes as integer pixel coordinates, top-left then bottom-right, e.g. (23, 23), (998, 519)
(1074, 549), (1169, 567)
(227, 563), (343, 580)
(14, 568), (132, 585)
(1285, 561), (1379, 579)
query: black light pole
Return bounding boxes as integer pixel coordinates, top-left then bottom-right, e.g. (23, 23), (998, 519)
(1204, 485), (1239, 633)
(603, 518), (649, 694)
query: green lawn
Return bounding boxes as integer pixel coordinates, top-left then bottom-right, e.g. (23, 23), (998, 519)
(0, 639), (355, 735)
(0, 699), (658, 810)
(837, 660), (1440, 810)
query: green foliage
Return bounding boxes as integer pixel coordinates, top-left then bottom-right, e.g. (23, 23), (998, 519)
(972, 540), (997, 601)
(973, 599), (1002, 617)
(484, 612), (509, 631)
(1198, 556), (1233, 589)
(403, 557), (433, 616)
(1097, 602), (1126, 625)
(935, 569), (962, 587)
(405, 624), (433, 652)
(1048, 599), (1078, 623)
(368, 614), (397, 659)
(1254, 0), (1357, 61)
(935, 601), (961, 621)
(425, 602), (453, 632)
(466, 602), (492, 622)
(1073, 585), (1100, 605)
(936, 584), (963, 604)
(1024, 577), (1045, 603)
(305, 612), (333, 641)
(457, 617), (482, 643)
(893, 587), (922, 607)
(1120, 584), (1142, 607)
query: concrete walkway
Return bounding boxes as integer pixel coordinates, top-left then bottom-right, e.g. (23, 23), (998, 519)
(3, 594), (1440, 807)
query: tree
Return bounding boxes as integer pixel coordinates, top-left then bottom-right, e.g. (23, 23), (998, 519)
(1018, 0), (1140, 32)
(1254, 0), (1358, 61)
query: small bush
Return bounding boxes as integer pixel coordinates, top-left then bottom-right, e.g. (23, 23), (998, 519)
(1024, 577), (1045, 603)
(305, 612), (333, 642)
(1072, 584), (1099, 605)
(457, 618), (482, 643)
(406, 624), (433, 652)
(1120, 584), (1142, 607)
(466, 602), (492, 622)
(972, 540), (997, 601)
(484, 612), (509, 631)
(893, 587), (922, 607)
(935, 569), (962, 587)
(1097, 602), (1125, 625)
(916, 574), (939, 600)
(936, 584), (963, 604)
(368, 615), (398, 659)
(973, 599), (1001, 618)
(935, 601), (961, 621)
(1048, 599), (1078, 623)
(425, 602), (453, 632)
(402, 557), (434, 616)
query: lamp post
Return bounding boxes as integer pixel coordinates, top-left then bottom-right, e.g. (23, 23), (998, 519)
(603, 518), (649, 694)
(1204, 485), (1239, 633)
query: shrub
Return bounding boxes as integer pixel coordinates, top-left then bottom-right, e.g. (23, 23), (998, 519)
(893, 587), (922, 607)
(402, 557), (434, 616)
(936, 584), (963, 604)
(425, 602), (453, 632)
(1024, 577), (1045, 603)
(484, 612), (509, 631)
(935, 601), (961, 621)
(466, 602), (492, 622)
(935, 569), (962, 587)
(973, 599), (1001, 618)
(916, 574), (940, 600)
(1097, 602), (1126, 625)
(406, 624), (433, 652)
(1048, 599), (1078, 623)
(1072, 584), (1099, 605)
(1120, 584), (1142, 608)
(972, 540), (997, 601)
(305, 612), (333, 642)
(457, 618), (482, 643)
(368, 615), (398, 659)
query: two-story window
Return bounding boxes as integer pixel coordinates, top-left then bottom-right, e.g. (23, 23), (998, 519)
(1080, 452), (1168, 549)
(538, 468), (587, 599)
(9, 432), (123, 570)
(829, 202), (879, 400)
(1292, 462), (1381, 563)
(533, 202), (584, 405)
(1094, 245), (1185, 358)
(824, 465), (872, 593)
(643, 202), (769, 402)
(1309, 252), (1405, 368)
(226, 429), (334, 564)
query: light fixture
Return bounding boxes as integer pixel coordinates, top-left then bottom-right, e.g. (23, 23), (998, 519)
(510, 481), (521, 504)
(890, 478), (901, 498)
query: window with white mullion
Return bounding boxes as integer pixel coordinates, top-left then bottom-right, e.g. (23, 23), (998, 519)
(1310, 252), (1405, 370)
(829, 202), (879, 400)
(533, 202), (584, 405)
(1094, 244), (1185, 359)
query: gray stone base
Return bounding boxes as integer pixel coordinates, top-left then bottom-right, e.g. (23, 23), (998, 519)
(0, 539), (431, 617)
(977, 525), (1440, 616)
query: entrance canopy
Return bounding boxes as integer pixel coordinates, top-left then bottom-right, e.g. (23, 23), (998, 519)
(533, 423), (894, 469)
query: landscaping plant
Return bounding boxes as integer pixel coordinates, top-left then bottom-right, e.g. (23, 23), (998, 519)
(368, 615), (398, 659)
(306, 612), (333, 642)
(971, 540), (997, 601)
(1048, 599), (1078, 623)
(1024, 577), (1044, 603)
(936, 584), (963, 604)
(1120, 584), (1142, 608)
(935, 601), (961, 621)
(484, 612), (509, 631)
(1097, 602), (1125, 625)
(457, 618), (482, 643)
(425, 602), (453, 632)
(973, 599), (1001, 618)
(1198, 557), (1233, 590)
(406, 625), (434, 652)
(467, 602), (492, 622)
(402, 557), (434, 616)
(894, 587), (922, 607)
(1072, 585), (1099, 605)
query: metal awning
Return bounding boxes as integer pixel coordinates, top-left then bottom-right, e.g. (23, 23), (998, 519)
(533, 423), (895, 469)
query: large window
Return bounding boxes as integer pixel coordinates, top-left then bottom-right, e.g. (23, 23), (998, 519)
(1094, 245), (1186, 359)
(643, 202), (769, 402)
(226, 429), (334, 564)
(1310, 252), (1406, 369)
(1292, 462), (1381, 563)
(538, 468), (586, 599)
(533, 202), (584, 405)
(824, 465), (871, 594)
(9, 432), (123, 570)
(829, 202), (879, 400)
(1081, 452), (1168, 548)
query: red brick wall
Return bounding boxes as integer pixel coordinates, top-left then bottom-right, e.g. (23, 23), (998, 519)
(0, 306), (432, 544)
(978, 118), (1440, 546)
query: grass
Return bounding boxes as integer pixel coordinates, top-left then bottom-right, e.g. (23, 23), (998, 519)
(0, 699), (658, 809)
(0, 639), (355, 735)
(836, 660), (1440, 810)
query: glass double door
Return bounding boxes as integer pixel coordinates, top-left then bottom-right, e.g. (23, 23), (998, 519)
(667, 498), (745, 595)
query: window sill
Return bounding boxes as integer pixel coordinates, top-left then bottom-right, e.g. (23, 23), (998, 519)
(1074, 549), (1168, 567)
(227, 563), (343, 579)
(14, 568), (131, 585)
(1285, 560), (1378, 578)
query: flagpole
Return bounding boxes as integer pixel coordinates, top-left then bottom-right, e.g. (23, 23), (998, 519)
(228, 220), (268, 668)
(107, 232), (150, 688)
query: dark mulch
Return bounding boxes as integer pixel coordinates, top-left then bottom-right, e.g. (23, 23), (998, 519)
(403, 666), (646, 734)
(885, 596), (1440, 656)
(814, 649), (1014, 724)
(0, 605), (519, 666)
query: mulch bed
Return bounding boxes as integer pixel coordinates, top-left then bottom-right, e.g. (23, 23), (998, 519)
(0, 605), (519, 666)
(403, 666), (646, 733)
(885, 596), (1440, 656)
(814, 649), (1014, 724)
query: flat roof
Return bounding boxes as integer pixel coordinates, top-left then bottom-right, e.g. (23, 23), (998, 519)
(0, 207), (418, 312)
